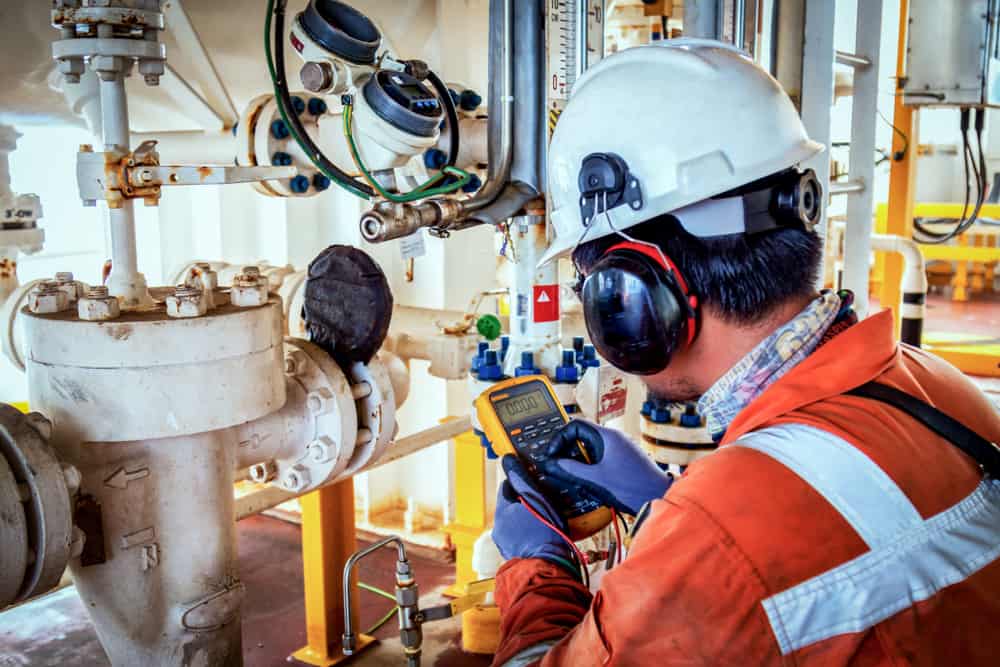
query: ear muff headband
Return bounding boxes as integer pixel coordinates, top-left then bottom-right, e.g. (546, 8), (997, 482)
(605, 241), (699, 347)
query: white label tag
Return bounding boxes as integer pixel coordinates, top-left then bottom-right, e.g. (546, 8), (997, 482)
(399, 230), (427, 259)
(597, 365), (628, 423)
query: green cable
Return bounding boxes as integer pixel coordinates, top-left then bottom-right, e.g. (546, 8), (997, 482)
(343, 101), (472, 202)
(358, 581), (398, 636)
(358, 581), (396, 602)
(265, 0), (470, 204)
(264, 0), (371, 200)
(365, 604), (399, 635)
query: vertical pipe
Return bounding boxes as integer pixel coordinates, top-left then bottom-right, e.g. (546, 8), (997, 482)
(504, 213), (562, 376)
(98, 76), (153, 309)
(798, 0), (835, 288)
(66, 431), (242, 666)
(685, 0), (720, 39)
(841, 0), (884, 317)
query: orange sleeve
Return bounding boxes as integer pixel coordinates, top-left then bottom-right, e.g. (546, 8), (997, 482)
(495, 490), (783, 666)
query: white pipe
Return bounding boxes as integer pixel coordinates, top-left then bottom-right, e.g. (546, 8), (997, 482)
(98, 75), (152, 308)
(233, 415), (472, 520)
(131, 130), (238, 168)
(870, 233), (927, 346)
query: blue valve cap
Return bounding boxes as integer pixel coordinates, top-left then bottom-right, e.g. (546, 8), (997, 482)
(479, 350), (502, 381)
(289, 175), (310, 193)
(679, 404), (702, 428)
(290, 96), (306, 115)
(461, 174), (482, 193)
(423, 148), (447, 170)
(650, 407), (672, 424)
(641, 400), (654, 416)
(448, 88), (460, 105)
(307, 97), (328, 115)
(459, 89), (482, 111)
(271, 151), (292, 166)
(270, 119), (290, 139)
(312, 173), (331, 191)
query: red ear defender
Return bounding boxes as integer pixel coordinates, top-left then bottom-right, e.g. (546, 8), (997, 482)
(604, 241), (699, 347)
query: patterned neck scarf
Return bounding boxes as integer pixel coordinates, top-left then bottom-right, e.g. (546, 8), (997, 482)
(698, 290), (856, 441)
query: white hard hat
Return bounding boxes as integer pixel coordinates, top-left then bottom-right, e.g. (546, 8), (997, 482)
(541, 38), (823, 266)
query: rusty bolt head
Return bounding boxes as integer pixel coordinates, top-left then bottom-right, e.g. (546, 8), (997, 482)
(281, 465), (312, 493)
(78, 290), (121, 321)
(28, 282), (70, 314)
(79, 144), (94, 153)
(165, 285), (207, 318)
(249, 460), (278, 484)
(306, 387), (336, 416)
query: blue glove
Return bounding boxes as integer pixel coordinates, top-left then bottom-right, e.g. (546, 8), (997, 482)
(541, 420), (672, 515)
(492, 455), (578, 574)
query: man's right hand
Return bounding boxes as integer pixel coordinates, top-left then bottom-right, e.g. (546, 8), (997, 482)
(542, 420), (672, 516)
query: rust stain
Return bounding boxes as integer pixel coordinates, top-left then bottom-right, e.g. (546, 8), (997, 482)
(197, 166), (213, 182)
(106, 324), (133, 341)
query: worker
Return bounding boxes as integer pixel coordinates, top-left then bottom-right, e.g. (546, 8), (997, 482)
(490, 40), (1000, 666)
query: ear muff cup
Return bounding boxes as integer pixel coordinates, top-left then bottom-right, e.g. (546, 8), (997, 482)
(581, 250), (695, 375)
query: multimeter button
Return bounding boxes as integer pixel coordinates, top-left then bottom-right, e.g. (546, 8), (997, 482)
(524, 424), (536, 431)
(510, 428), (522, 436)
(539, 428), (552, 436)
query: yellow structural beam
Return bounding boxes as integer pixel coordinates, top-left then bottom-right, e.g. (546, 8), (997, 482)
(880, 0), (916, 339)
(292, 479), (375, 666)
(924, 332), (1000, 378)
(443, 428), (488, 598)
(919, 245), (1000, 263)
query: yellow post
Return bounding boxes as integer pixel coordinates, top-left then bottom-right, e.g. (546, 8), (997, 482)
(291, 479), (375, 666)
(443, 429), (488, 597)
(880, 0), (916, 338)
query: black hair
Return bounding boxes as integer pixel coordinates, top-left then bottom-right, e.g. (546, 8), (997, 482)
(572, 215), (823, 327)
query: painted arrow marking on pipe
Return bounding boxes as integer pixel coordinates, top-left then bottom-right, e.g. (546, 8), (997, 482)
(104, 466), (150, 489)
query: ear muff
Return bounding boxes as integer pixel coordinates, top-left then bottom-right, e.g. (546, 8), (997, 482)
(581, 242), (698, 375)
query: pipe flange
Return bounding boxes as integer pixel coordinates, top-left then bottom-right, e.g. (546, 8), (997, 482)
(279, 338), (359, 491)
(342, 356), (397, 476)
(0, 405), (75, 608)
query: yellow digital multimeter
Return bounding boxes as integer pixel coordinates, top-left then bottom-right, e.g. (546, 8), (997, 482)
(475, 374), (612, 541)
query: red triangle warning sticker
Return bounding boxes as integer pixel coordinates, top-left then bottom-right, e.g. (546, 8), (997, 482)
(533, 285), (559, 322)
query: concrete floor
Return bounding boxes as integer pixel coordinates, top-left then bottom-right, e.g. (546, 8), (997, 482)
(0, 516), (492, 667)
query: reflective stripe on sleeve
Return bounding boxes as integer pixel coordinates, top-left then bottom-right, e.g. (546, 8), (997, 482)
(734, 424), (1000, 655)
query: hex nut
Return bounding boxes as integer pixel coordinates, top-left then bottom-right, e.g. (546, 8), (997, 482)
(308, 436), (336, 464)
(284, 350), (309, 376)
(249, 460), (278, 484)
(281, 465), (312, 492)
(166, 287), (208, 319)
(78, 289), (121, 321)
(27, 283), (70, 314)
(230, 283), (268, 308)
(306, 387), (336, 416)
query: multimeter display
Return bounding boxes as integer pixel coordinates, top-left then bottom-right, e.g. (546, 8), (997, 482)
(486, 379), (605, 531)
(494, 390), (552, 425)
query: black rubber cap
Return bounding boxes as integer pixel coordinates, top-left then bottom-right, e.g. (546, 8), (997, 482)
(298, 0), (381, 65)
(303, 245), (393, 366)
